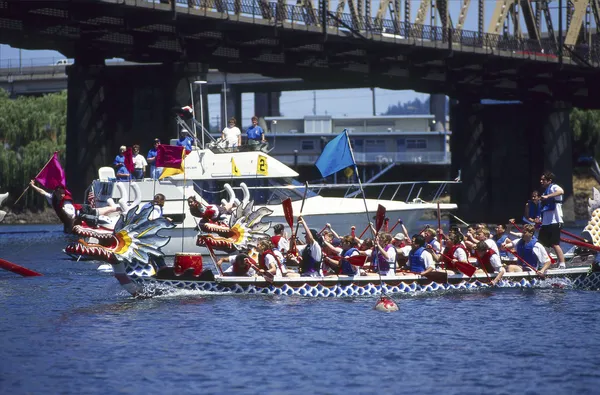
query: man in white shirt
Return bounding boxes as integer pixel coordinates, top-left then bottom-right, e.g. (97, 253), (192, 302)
(539, 171), (566, 269)
(221, 117), (242, 148)
(132, 144), (148, 180)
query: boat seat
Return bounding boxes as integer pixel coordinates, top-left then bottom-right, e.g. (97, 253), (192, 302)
(98, 167), (116, 181)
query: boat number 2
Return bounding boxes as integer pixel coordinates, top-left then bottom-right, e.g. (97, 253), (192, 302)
(257, 155), (268, 176)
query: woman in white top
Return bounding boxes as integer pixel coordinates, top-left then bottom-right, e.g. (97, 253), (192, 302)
(221, 117), (242, 148)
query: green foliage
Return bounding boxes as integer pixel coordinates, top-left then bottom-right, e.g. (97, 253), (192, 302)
(0, 89), (67, 209)
(571, 108), (600, 164)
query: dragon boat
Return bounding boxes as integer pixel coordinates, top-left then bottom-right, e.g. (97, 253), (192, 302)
(64, 188), (600, 298)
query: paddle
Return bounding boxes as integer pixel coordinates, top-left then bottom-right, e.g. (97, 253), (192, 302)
(375, 204), (386, 234)
(560, 236), (600, 253)
(509, 249), (546, 279)
(560, 228), (587, 243)
(205, 244), (224, 276)
(293, 182), (310, 238)
(0, 258), (42, 277)
(282, 198), (294, 231)
(282, 197), (298, 255)
(383, 218), (389, 232)
(436, 249), (477, 277)
(388, 219), (402, 234)
(351, 226), (356, 238)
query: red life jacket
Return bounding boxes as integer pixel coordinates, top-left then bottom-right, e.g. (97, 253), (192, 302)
(476, 249), (497, 274)
(441, 244), (468, 270)
(259, 249), (284, 275)
(271, 235), (282, 248)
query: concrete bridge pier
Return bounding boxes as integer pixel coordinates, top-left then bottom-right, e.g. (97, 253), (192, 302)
(65, 62), (204, 199)
(450, 100), (573, 224)
(221, 84), (242, 130)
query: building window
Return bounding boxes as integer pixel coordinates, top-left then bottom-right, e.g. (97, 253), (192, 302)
(406, 139), (427, 149)
(301, 140), (315, 150)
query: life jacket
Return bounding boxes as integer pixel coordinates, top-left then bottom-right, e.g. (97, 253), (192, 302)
(441, 244), (468, 270)
(259, 249), (284, 276)
(477, 248), (497, 273)
(340, 247), (359, 275)
(528, 199), (542, 219)
(516, 236), (539, 270)
(494, 234), (510, 259)
(541, 184), (562, 213)
(371, 244), (394, 273)
(271, 235), (282, 250)
(300, 243), (322, 275)
(409, 246), (426, 273)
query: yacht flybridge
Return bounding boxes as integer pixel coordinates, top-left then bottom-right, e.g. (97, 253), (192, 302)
(88, 143), (457, 256)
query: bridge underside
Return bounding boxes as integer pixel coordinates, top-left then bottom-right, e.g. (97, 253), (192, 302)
(0, 0), (598, 108)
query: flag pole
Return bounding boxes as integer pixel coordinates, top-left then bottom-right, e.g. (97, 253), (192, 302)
(14, 151), (57, 205)
(344, 130), (374, 237)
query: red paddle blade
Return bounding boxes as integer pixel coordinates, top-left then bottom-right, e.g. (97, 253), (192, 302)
(347, 255), (368, 267)
(455, 261), (477, 277)
(282, 198), (294, 230)
(375, 204), (386, 232)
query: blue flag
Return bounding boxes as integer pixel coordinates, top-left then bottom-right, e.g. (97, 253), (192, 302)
(315, 130), (356, 178)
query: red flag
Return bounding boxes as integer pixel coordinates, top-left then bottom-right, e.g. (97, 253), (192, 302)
(156, 145), (186, 169)
(35, 152), (66, 191)
(123, 147), (135, 174)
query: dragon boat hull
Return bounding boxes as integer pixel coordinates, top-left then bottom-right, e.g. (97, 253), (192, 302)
(112, 265), (600, 298)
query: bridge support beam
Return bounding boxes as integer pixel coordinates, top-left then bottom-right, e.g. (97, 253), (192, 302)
(450, 100), (574, 224)
(254, 91), (281, 119)
(66, 63), (201, 198)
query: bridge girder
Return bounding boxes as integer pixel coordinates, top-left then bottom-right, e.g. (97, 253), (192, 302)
(1, 0), (599, 108)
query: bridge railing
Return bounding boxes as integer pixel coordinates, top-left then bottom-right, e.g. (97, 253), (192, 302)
(163, 0), (599, 66)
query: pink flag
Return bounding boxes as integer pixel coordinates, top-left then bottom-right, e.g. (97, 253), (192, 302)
(156, 145), (186, 169)
(35, 152), (66, 191)
(123, 147), (135, 174)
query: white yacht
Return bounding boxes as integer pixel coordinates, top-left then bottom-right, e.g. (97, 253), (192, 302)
(88, 143), (457, 257)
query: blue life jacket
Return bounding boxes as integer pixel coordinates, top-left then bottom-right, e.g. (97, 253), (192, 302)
(528, 199), (542, 219)
(541, 184), (562, 213)
(494, 234), (509, 258)
(516, 236), (539, 270)
(300, 243), (321, 275)
(409, 246), (426, 273)
(371, 244), (394, 273)
(340, 248), (359, 275)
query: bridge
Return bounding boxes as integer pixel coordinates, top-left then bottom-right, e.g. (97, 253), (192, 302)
(1, 0), (596, 222)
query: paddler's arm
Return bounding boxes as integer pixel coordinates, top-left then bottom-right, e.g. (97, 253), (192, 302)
(326, 223), (341, 240)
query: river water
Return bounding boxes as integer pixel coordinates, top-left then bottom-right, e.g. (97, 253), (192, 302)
(1, 224), (600, 394)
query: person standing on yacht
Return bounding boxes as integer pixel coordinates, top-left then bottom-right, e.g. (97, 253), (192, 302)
(176, 129), (194, 151)
(147, 138), (163, 180)
(113, 146), (131, 181)
(132, 144), (147, 180)
(221, 117), (241, 149)
(245, 116), (265, 150)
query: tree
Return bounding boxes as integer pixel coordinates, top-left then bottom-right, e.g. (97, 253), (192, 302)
(571, 108), (600, 164)
(0, 89), (67, 209)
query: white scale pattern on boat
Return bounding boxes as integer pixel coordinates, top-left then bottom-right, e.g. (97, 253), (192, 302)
(127, 272), (600, 298)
